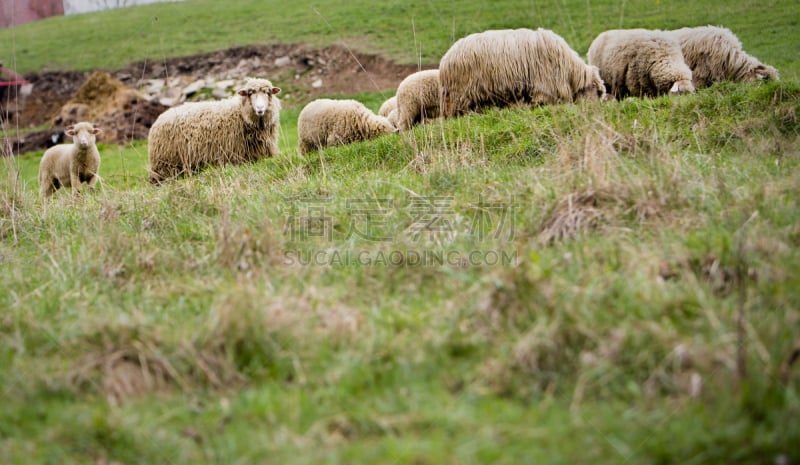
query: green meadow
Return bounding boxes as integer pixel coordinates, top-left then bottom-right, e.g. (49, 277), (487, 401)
(1, 1), (799, 464)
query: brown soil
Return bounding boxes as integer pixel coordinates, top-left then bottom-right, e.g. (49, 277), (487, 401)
(5, 44), (428, 155)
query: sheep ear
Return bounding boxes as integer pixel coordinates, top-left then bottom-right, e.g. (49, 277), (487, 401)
(92, 127), (102, 135)
(237, 89), (248, 97)
(66, 126), (75, 136)
(271, 87), (281, 95)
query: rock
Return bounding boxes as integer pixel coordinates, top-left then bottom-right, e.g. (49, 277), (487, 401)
(145, 79), (165, 95)
(311, 78), (323, 88)
(215, 79), (235, 90)
(274, 56), (291, 67)
(182, 79), (206, 96)
(211, 88), (228, 99)
(159, 97), (180, 107)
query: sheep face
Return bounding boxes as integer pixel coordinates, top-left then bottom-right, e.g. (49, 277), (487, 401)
(238, 85), (281, 118)
(750, 64), (779, 82)
(669, 79), (695, 95)
(574, 67), (606, 103)
(66, 122), (101, 148)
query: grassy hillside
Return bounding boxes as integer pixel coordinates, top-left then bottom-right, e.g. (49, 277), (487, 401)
(2, 0), (800, 464)
(1, 0), (798, 79)
(3, 81), (800, 464)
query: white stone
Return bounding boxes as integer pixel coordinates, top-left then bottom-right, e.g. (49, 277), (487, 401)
(311, 78), (323, 88)
(182, 79), (206, 96)
(274, 56), (291, 67)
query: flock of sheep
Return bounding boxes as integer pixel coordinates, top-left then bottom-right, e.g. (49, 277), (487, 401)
(39, 25), (778, 197)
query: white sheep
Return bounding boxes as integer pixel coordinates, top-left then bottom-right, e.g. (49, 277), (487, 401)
(588, 29), (694, 99)
(439, 28), (605, 117)
(38, 121), (102, 199)
(395, 69), (441, 130)
(667, 26), (778, 88)
(147, 77), (281, 183)
(297, 99), (396, 155)
(378, 96), (397, 118)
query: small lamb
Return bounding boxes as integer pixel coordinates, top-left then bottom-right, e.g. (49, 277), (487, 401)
(39, 122), (102, 199)
(297, 99), (396, 154)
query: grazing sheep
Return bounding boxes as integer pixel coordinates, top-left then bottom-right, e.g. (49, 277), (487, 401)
(147, 77), (281, 183)
(667, 26), (778, 88)
(378, 96), (397, 118)
(39, 122), (102, 199)
(395, 69), (441, 130)
(588, 29), (694, 99)
(297, 99), (396, 154)
(439, 28), (605, 117)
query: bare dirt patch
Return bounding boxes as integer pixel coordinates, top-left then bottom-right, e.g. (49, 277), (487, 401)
(6, 44), (427, 154)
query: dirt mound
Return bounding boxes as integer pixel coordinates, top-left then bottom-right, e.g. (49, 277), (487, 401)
(13, 70), (88, 130)
(8, 43), (429, 154)
(9, 72), (168, 153)
(51, 72), (169, 145)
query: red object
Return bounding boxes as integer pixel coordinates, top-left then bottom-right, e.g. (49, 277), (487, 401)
(1, 0), (64, 28)
(0, 81), (31, 87)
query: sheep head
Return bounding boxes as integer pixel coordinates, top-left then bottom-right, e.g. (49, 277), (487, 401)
(237, 78), (281, 119)
(66, 122), (102, 148)
(574, 66), (607, 103)
(669, 79), (695, 95)
(751, 64), (779, 82)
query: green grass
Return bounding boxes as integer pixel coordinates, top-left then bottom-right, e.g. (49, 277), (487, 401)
(1, 0), (798, 79)
(2, 0), (800, 463)
(2, 81), (800, 464)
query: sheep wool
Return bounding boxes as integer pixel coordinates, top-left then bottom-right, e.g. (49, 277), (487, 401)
(147, 77), (281, 183)
(39, 121), (102, 198)
(297, 99), (396, 154)
(378, 96), (397, 118)
(588, 29), (694, 99)
(668, 26), (778, 88)
(395, 69), (441, 130)
(439, 28), (605, 117)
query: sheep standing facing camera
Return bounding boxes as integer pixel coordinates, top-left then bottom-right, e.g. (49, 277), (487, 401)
(667, 26), (779, 88)
(297, 99), (396, 154)
(39, 122), (102, 199)
(147, 77), (281, 183)
(588, 29), (695, 99)
(439, 28), (605, 117)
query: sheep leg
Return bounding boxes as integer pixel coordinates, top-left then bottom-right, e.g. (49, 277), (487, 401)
(87, 173), (99, 192)
(70, 171), (82, 196)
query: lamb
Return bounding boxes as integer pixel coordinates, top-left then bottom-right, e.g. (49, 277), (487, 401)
(378, 96), (397, 118)
(394, 69), (441, 130)
(297, 99), (396, 154)
(667, 26), (778, 88)
(378, 96), (399, 126)
(38, 121), (102, 199)
(439, 28), (605, 117)
(147, 77), (281, 183)
(587, 29), (694, 99)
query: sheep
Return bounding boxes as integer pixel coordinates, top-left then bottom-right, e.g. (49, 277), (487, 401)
(297, 99), (396, 154)
(395, 69), (441, 130)
(147, 77), (281, 183)
(378, 96), (397, 118)
(667, 26), (778, 88)
(439, 28), (605, 117)
(38, 121), (102, 199)
(587, 29), (694, 99)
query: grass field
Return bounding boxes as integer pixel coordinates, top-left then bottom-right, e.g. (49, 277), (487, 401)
(1, 0), (799, 79)
(2, 1), (800, 464)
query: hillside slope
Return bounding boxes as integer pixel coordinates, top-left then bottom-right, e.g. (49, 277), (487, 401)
(1, 1), (799, 464)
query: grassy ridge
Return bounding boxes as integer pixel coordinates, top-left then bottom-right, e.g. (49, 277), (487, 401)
(1, 0), (798, 79)
(2, 81), (799, 463)
(2, 0), (800, 463)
